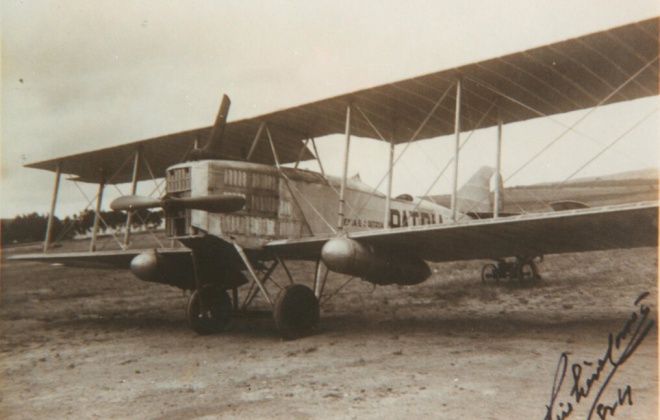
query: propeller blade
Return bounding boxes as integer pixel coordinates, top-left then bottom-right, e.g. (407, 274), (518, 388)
(189, 94), (231, 161)
(112, 193), (245, 214)
(206, 94), (231, 153)
(170, 195), (245, 213)
(111, 195), (163, 211)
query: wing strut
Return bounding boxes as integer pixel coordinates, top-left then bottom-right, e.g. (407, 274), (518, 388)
(310, 137), (325, 176)
(337, 103), (352, 231)
(89, 175), (106, 252)
(266, 126), (324, 235)
(450, 79), (462, 221)
(44, 162), (62, 252)
(494, 110), (503, 218)
(266, 126), (281, 169)
(233, 242), (273, 307)
(294, 138), (310, 169)
(123, 149), (141, 247)
(384, 137), (395, 228)
(345, 82), (456, 224)
(246, 121), (266, 161)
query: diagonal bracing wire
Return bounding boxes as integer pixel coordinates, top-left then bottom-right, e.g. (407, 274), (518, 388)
(346, 82), (457, 222)
(267, 126), (337, 234)
(466, 56), (659, 186)
(457, 105), (660, 217)
(456, 56), (659, 213)
(559, 105), (659, 186)
(409, 102), (496, 216)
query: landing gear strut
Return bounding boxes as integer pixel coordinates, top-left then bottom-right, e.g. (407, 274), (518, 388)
(185, 240), (324, 339)
(233, 243), (322, 339)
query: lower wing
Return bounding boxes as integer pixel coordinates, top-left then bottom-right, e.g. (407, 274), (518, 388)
(9, 247), (192, 269)
(266, 201), (658, 262)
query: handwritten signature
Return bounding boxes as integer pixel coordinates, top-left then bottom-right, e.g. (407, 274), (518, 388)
(544, 292), (654, 420)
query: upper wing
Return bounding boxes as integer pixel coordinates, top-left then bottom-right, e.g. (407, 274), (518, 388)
(266, 202), (658, 262)
(25, 123), (315, 185)
(9, 247), (191, 270)
(26, 18), (658, 184)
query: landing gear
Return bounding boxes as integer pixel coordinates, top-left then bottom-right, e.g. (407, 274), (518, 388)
(274, 284), (320, 340)
(481, 263), (499, 284)
(481, 256), (542, 285)
(517, 262), (536, 285)
(186, 286), (232, 335)
(232, 242), (323, 340)
(183, 239), (323, 339)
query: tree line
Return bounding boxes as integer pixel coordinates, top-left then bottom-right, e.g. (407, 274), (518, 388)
(1, 209), (163, 246)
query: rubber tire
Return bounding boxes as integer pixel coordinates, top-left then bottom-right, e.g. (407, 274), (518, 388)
(481, 263), (499, 284)
(187, 287), (232, 335)
(274, 284), (319, 340)
(517, 262), (535, 285)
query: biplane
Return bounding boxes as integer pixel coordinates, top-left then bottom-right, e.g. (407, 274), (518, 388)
(11, 18), (659, 339)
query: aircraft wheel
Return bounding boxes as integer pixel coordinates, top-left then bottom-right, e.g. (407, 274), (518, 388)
(517, 263), (535, 285)
(274, 284), (319, 340)
(481, 263), (499, 284)
(187, 287), (232, 335)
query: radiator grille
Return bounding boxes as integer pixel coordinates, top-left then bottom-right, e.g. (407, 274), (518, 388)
(167, 167), (191, 193)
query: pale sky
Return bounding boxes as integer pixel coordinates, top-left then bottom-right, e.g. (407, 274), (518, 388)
(2, 1), (658, 218)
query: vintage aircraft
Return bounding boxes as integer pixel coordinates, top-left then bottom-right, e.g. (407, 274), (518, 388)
(11, 18), (658, 339)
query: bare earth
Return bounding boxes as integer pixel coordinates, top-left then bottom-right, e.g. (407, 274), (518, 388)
(1, 242), (657, 419)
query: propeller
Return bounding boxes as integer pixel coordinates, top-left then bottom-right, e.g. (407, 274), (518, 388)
(112, 95), (246, 215)
(111, 194), (246, 214)
(188, 94), (231, 161)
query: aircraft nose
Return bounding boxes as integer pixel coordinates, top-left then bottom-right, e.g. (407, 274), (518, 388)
(321, 237), (371, 276)
(130, 252), (159, 282)
(321, 237), (353, 270)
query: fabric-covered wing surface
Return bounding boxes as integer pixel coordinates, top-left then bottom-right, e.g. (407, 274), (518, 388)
(266, 202), (658, 262)
(25, 124), (315, 184)
(9, 248), (192, 270)
(25, 18), (658, 185)
(233, 17), (658, 146)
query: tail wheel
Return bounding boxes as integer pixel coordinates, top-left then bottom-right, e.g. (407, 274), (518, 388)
(517, 262), (535, 285)
(187, 287), (232, 335)
(481, 263), (499, 284)
(274, 284), (319, 340)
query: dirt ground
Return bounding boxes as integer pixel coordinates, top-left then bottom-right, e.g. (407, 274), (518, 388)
(1, 241), (657, 419)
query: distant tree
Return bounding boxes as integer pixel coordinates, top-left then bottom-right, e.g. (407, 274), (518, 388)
(76, 209), (96, 235)
(1, 212), (76, 245)
(1, 219), (16, 245)
(1, 206), (164, 246)
(130, 209), (163, 229)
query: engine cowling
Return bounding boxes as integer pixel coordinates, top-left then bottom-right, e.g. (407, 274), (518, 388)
(321, 237), (431, 286)
(130, 251), (193, 288)
(131, 252), (162, 282)
(130, 251), (247, 290)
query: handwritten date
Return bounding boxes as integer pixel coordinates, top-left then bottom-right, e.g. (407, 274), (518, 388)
(544, 292), (654, 420)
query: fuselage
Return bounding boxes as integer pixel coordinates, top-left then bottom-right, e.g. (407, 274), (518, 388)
(164, 159), (458, 246)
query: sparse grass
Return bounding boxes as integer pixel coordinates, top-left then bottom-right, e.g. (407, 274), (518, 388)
(1, 241), (657, 419)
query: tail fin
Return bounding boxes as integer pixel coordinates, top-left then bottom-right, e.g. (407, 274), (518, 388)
(456, 166), (497, 213)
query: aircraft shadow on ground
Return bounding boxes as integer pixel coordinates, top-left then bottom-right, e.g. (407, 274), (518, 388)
(35, 306), (656, 341)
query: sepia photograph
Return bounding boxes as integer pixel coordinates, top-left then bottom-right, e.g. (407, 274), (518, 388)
(2, 1), (658, 418)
